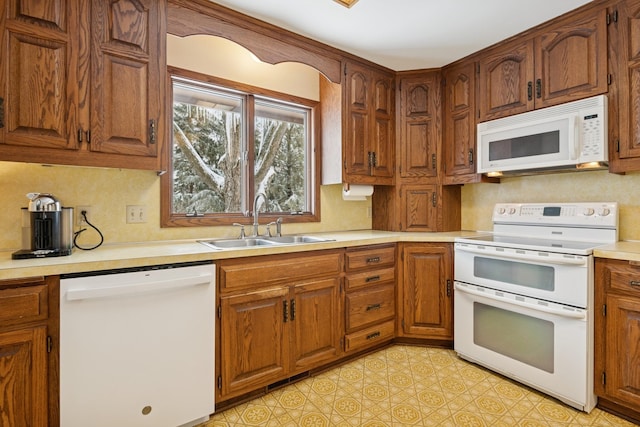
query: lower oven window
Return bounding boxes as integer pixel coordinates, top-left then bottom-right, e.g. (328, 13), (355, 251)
(474, 257), (555, 291)
(474, 302), (554, 373)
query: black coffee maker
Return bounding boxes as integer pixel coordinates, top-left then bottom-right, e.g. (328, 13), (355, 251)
(12, 193), (74, 259)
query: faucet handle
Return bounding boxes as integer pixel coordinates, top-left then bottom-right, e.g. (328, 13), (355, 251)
(232, 223), (246, 239)
(276, 217), (283, 237)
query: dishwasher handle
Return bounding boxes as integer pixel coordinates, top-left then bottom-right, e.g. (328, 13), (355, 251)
(65, 273), (213, 301)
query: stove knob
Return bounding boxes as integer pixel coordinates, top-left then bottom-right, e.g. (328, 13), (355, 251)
(598, 208), (611, 216)
(497, 207), (506, 215)
(508, 208), (517, 215)
(583, 208), (595, 216)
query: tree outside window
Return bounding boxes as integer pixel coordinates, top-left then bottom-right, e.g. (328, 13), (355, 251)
(161, 69), (319, 227)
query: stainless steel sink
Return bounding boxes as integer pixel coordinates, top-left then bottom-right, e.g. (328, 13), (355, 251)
(198, 235), (334, 249)
(199, 238), (280, 249)
(264, 235), (334, 244)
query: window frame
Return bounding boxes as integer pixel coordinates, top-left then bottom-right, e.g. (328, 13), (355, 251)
(161, 66), (321, 228)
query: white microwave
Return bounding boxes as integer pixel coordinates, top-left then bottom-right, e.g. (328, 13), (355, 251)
(477, 95), (607, 176)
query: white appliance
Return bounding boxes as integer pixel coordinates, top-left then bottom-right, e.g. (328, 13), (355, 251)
(477, 95), (607, 176)
(454, 202), (618, 412)
(60, 262), (215, 427)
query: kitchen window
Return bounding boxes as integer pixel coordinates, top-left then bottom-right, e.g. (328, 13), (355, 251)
(161, 67), (320, 227)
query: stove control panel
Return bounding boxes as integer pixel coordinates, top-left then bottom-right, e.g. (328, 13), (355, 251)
(493, 202), (618, 228)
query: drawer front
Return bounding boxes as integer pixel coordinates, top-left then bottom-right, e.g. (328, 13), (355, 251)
(345, 320), (395, 353)
(609, 268), (640, 297)
(346, 284), (395, 332)
(346, 245), (395, 272)
(345, 267), (395, 291)
(0, 285), (48, 324)
(219, 250), (343, 291)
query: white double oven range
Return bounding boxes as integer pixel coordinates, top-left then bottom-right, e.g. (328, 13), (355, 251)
(454, 202), (618, 412)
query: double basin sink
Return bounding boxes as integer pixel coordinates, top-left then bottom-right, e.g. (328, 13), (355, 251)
(199, 235), (334, 249)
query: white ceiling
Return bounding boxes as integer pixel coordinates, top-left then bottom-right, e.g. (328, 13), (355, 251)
(210, 0), (594, 71)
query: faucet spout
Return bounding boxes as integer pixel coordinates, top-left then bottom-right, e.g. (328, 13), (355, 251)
(252, 193), (268, 236)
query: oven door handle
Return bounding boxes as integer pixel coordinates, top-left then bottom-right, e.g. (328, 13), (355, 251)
(455, 245), (587, 266)
(454, 283), (586, 320)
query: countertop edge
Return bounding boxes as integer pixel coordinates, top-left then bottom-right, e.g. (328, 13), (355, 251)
(0, 230), (481, 280)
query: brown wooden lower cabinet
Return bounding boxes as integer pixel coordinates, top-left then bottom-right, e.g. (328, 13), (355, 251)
(397, 243), (453, 341)
(217, 250), (344, 402)
(0, 276), (58, 427)
(594, 258), (640, 422)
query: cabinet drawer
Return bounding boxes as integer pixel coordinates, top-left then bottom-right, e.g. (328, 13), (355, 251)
(346, 284), (395, 332)
(345, 267), (394, 291)
(345, 320), (394, 353)
(0, 285), (48, 324)
(609, 266), (640, 297)
(219, 250), (343, 291)
(345, 245), (395, 271)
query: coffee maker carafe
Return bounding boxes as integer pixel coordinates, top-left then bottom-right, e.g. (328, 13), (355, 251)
(12, 193), (74, 259)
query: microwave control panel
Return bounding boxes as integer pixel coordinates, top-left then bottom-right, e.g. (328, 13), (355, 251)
(581, 113), (604, 158)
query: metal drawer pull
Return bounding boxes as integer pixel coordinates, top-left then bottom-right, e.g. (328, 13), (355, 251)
(366, 257), (381, 263)
(630, 280), (640, 287)
(366, 303), (382, 311)
(365, 275), (381, 283)
(366, 331), (381, 340)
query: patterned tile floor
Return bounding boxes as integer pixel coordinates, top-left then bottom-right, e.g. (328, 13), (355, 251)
(200, 345), (636, 426)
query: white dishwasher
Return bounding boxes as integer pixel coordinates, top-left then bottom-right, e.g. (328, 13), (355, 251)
(60, 262), (215, 427)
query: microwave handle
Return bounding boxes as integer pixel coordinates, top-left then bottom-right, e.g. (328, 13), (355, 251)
(569, 115), (580, 160)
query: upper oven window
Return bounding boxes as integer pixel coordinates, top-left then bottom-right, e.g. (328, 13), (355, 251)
(474, 257), (555, 291)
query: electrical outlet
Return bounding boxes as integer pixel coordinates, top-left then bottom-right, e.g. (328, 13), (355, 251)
(126, 205), (147, 224)
(76, 206), (92, 226)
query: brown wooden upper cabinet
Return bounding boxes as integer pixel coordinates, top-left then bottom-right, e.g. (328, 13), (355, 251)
(343, 60), (395, 185)
(608, 0), (640, 173)
(0, 0), (165, 170)
(442, 61), (478, 184)
(478, 7), (608, 122)
(398, 73), (440, 180)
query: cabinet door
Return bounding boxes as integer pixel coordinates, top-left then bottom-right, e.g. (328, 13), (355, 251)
(400, 184), (438, 232)
(344, 62), (372, 178)
(291, 278), (342, 371)
(535, 8), (608, 108)
(602, 294), (640, 408)
(0, 326), (48, 427)
(612, 0), (640, 166)
(371, 73), (394, 179)
(219, 287), (289, 398)
(478, 40), (534, 121)
(89, 0), (163, 157)
(399, 243), (453, 339)
(0, 0), (81, 151)
(442, 62), (477, 183)
(399, 74), (439, 179)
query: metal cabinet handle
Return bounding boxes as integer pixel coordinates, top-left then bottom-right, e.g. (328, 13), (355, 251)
(446, 279), (452, 297)
(432, 192), (437, 207)
(149, 119), (156, 144)
(630, 280), (640, 287)
(366, 256), (381, 264)
(365, 275), (380, 283)
(366, 331), (381, 340)
(366, 303), (382, 311)
(536, 79), (542, 99)
(290, 299), (296, 321)
(468, 149), (474, 165)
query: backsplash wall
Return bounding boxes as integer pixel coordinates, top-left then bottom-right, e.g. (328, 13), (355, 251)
(461, 170), (640, 241)
(0, 161), (371, 251)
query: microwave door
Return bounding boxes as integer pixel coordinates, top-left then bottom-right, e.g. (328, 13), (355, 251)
(479, 116), (573, 173)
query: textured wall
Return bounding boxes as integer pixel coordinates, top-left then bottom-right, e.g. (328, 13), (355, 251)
(461, 170), (640, 241)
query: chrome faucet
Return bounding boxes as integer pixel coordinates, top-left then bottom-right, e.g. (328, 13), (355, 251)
(252, 192), (267, 236)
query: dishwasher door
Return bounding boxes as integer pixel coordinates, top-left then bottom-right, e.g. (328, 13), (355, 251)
(60, 262), (215, 427)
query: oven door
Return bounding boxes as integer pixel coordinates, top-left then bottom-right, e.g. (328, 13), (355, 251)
(454, 281), (596, 412)
(454, 242), (591, 308)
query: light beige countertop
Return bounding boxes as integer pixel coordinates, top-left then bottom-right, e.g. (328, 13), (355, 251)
(0, 230), (482, 280)
(594, 241), (640, 262)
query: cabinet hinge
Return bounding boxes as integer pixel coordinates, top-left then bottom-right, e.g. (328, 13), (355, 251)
(344, 63), (347, 76)
(607, 10), (618, 25)
(0, 97), (4, 129)
(47, 336), (53, 353)
(217, 375), (222, 390)
(602, 372), (606, 385)
(602, 304), (607, 316)
(432, 192), (437, 207)
(477, 109), (480, 119)
(616, 140), (620, 153)
(608, 74), (612, 85)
